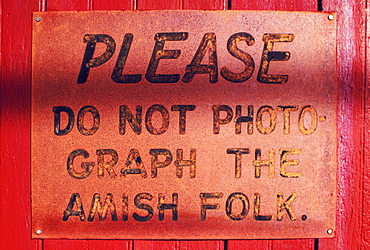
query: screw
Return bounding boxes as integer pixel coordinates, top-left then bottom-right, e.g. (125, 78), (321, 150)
(35, 229), (42, 235)
(35, 17), (41, 22)
(327, 228), (333, 235)
(328, 15), (334, 20)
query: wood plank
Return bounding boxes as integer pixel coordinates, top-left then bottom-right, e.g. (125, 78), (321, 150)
(0, 0), (43, 249)
(228, 239), (315, 249)
(227, 240), (271, 250)
(44, 240), (133, 249)
(47, 0), (91, 11)
(137, 0), (181, 10)
(320, 0), (367, 248)
(182, 0), (226, 10)
(92, 0), (132, 10)
(231, 0), (316, 11)
(229, 0), (317, 249)
(179, 240), (224, 250)
(134, 0), (227, 249)
(365, 3), (370, 249)
(42, 0), (134, 249)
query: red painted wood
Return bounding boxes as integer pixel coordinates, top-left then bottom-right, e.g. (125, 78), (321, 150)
(92, 0), (132, 11)
(319, 0), (367, 248)
(134, 1), (227, 250)
(134, 240), (224, 249)
(1, 0), (367, 249)
(365, 7), (370, 249)
(44, 240), (132, 249)
(182, 0), (226, 10)
(230, 0), (317, 249)
(48, 0), (91, 11)
(178, 240), (224, 249)
(227, 240), (271, 250)
(137, 0), (181, 10)
(229, 239), (315, 249)
(0, 0), (43, 249)
(43, 0), (134, 249)
(231, 0), (316, 11)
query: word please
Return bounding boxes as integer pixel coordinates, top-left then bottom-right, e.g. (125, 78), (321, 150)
(77, 32), (293, 84)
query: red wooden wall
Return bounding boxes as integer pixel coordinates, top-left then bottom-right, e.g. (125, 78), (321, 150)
(0, 0), (368, 249)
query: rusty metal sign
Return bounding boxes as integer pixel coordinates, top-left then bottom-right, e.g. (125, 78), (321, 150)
(31, 10), (337, 239)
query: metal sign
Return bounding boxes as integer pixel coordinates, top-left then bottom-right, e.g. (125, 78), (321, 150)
(31, 10), (337, 239)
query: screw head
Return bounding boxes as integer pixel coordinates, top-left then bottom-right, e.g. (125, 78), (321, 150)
(35, 17), (41, 22)
(35, 229), (42, 235)
(327, 228), (333, 235)
(328, 15), (334, 20)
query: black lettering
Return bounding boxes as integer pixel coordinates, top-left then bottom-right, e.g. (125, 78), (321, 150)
(119, 105), (142, 135)
(221, 32), (255, 82)
(257, 33), (294, 84)
(146, 32), (188, 83)
(96, 149), (118, 178)
(256, 105), (276, 134)
(175, 149), (196, 178)
(200, 193), (223, 221)
(111, 33), (142, 83)
(77, 106), (100, 136)
(235, 105), (253, 134)
(88, 193), (118, 221)
(145, 104), (170, 135)
(67, 149), (95, 179)
(298, 106), (318, 135)
(212, 105), (233, 134)
(253, 149), (275, 178)
(62, 193), (86, 221)
(158, 193), (178, 221)
(277, 193), (297, 221)
(279, 149), (302, 178)
(171, 105), (196, 135)
(120, 149), (147, 178)
(254, 193), (272, 221)
(77, 34), (116, 84)
(225, 193), (249, 221)
(182, 33), (218, 83)
(53, 106), (74, 136)
(133, 193), (154, 222)
(227, 148), (250, 178)
(149, 149), (172, 178)
(277, 105), (299, 134)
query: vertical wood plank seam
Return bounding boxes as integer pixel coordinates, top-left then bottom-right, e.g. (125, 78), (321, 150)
(39, 0), (47, 11)
(363, 1), (369, 248)
(321, 0), (367, 248)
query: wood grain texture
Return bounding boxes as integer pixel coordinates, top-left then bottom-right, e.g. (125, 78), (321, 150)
(365, 3), (370, 249)
(319, 0), (367, 248)
(47, 0), (91, 11)
(229, 1), (318, 249)
(1, 0), (367, 249)
(231, 0), (316, 11)
(0, 0), (42, 249)
(92, 0), (133, 10)
(137, 0), (182, 10)
(44, 240), (133, 250)
(133, 1), (227, 249)
(182, 0), (227, 10)
(43, 0), (133, 249)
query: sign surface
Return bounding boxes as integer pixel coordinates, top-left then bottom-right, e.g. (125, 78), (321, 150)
(32, 10), (337, 239)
